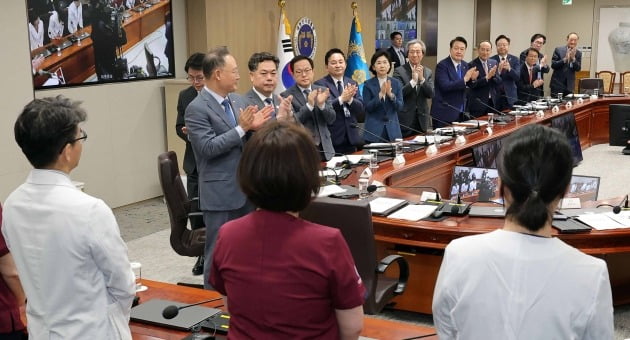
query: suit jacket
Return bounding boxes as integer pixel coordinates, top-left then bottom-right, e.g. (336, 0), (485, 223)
(519, 49), (550, 77)
(393, 63), (434, 135)
(517, 63), (544, 103)
(550, 46), (582, 95)
(281, 84), (336, 160)
(313, 75), (365, 152)
(490, 54), (520, 108)
(185, 89), (248, 211)
(431, 57), (472, 127)
(467, 57), (502, 118)
(362, 76), (404, 142)
(176, 86), (198, 175)
(387, 46), (406, 68)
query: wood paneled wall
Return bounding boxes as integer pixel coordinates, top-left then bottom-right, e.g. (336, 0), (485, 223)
(186, 0), (376, 91)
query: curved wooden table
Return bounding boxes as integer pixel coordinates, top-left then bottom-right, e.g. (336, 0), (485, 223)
(343, 96), (630, 313)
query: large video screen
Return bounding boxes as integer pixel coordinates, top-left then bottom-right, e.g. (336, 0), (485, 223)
(27, 0), (174, 89)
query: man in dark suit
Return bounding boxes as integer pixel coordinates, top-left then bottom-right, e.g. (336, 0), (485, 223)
(519, 33), (550, 81)
(314, 48), (364, 154)
(175, 52), (205, 275)
(550, 32), (582, 96)
(387, 31), (406, 68)
(243, 52), (295, 122)
(393, 39), (434, 135)
(185, 46), (272, 288)
(467, 40), (501, 118)
(517, 48), (545, 103)
(281, 55), (336, 160)
(431, 36), (479, 127)
(491, 34), (520, 111)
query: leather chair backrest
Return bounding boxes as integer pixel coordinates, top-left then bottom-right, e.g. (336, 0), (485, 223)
(300, 197), (377, 294)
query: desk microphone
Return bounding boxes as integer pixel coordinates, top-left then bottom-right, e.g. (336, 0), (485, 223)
(474, 98), (514, 122)
(162, 297), (223, 319)
(397, 121), (431, 147)
(350, 124), (395, 155)
(37, 69), (54, 76)
(320, 165), (340, 185)
(441, 100), (474, 122)
(598, 194), (629, 214)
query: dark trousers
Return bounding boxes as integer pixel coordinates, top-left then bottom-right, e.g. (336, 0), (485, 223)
(202, 201), (255, 290)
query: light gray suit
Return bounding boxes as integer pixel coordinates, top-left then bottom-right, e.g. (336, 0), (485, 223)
(184, 89), (254, 288)
(281, 84), (336, 160)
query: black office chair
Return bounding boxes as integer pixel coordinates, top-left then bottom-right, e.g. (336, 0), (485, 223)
(300, 196), (409, 314)
(157, 151), (205, 286)
(144, 43), (169, 77)
(578, 78), (604, 95)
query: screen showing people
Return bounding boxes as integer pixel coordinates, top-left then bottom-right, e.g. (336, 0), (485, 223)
(551, 112), (583, 165)
(472, 138), (504, 169)
(449, 166), (501, 203)
(565, 175), (600, 203)
(27, 0), (174, 89)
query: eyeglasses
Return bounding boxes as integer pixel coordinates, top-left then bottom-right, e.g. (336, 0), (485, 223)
(59, 129), (87, 153)
(186, 75), (205, 83)
(71, 129), (88, 143)
(293, 68), (313, 76)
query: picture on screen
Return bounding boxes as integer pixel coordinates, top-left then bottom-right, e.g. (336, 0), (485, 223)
(472, 138), (504, 169)
(551, 112), (583, 166)
(565, 175), (600, 203)
(27, 0), (174, 89)
(450, 166), (502, 203)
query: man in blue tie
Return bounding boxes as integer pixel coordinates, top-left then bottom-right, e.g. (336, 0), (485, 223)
(185, 46), (272, 288)
(431, 36), (479, 127)
(243, 52), (295, 123)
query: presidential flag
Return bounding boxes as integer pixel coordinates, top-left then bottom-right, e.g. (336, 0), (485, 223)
(275, 5), (295, 94)
(345, 12), (370, 94)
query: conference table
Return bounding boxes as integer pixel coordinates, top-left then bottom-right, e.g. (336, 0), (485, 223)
(340, 96), (630, 314)
(131, 279), (438, 339)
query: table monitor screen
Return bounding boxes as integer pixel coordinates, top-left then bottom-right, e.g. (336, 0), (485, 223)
(551, 112), (583, 166)
(566, 175), (600, 203)
(472, 138), (504, 169)
(450, 166), (502, 203)
(609, 104), (630, 147)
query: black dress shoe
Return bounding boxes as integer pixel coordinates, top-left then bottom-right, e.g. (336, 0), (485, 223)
(192, 256), (204, 276)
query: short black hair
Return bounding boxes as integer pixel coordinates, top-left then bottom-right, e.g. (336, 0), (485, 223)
(369, 49), (392, 76)
(248, 52), (279, 72)
(567, 32), (579, 40)
(390, 31), (402, 40)
(184, 53), (205, 73)
(324, 48), (345, 65)
(202, 46), (230, 78)
(238, 121), (321, 212)
(497, 124), (573, 232)
(530, 33), (546, 44)
(450, 36), (468, 49)
(14, 95), (87, 168)
(525, 47), (540, 58)
(289, 55), (314, 72)
(495, 34), (510, 45)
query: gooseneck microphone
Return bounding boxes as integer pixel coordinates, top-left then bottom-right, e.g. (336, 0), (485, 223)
(162, 297), (223, 319)
(350, 124), (395, 154)
(615, 195), (629, 214)
(441, 100), (474, 121)
(474, 98), (514, 122)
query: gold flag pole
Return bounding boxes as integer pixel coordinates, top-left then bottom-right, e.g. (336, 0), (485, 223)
(351, 2), (362, 32)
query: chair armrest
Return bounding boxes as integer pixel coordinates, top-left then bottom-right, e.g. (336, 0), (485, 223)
(190, 197), (201, 213)
(377, 254), (409, 295)
(187, 211), (204, 227)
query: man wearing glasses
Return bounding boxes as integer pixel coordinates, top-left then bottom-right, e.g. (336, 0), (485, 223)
(3, 95), (135, 339)
(176, 53), (206, 276)
(281, 55), (336, 160)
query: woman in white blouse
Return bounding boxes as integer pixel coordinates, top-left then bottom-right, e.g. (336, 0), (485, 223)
(28, 13), (44, 50)
(432, 124), (614, 340)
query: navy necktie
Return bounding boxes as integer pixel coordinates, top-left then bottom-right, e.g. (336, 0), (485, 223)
(221, 98), (236, 127)
(456, 64), (462, 79)
(264, 97), (276, 118)
(336, 81), (343, 96)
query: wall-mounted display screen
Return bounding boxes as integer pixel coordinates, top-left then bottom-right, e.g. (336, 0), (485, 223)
(27, 0), (174, 89)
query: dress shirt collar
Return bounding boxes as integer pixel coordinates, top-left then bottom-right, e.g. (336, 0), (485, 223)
(252, 87), (272, 103)
(297, 85), (312, 94)
(450, 57), (461, 69)
(204, 86), (229, 105)
(331, 76), (344, 85)
(27, 169), (75, 187)
(377, 76), (388, 87)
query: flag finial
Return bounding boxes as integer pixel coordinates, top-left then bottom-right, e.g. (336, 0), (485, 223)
(279, 0), (286, 9)
(351, 2), (358, 16)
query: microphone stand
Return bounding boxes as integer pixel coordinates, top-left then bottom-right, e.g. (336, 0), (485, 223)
(397, 121), (430, 150)
(474, 98), (514, 123)
(440, 101), (480, 131)
(350, 124), (395, 156)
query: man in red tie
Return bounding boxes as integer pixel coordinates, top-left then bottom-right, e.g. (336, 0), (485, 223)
(517, 48), (545, 103)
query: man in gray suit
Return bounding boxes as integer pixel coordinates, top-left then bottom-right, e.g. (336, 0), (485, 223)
(281, 55), (336, 160)
(393, 39), (434, 135)
(185, 46), (272, 288)
(243, 52), (295, 122)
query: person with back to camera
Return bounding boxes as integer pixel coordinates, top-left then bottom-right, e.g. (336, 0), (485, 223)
(362, 49), (404, 142)
(210, 121), (365, 339)
(432, 124), (613, 339)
